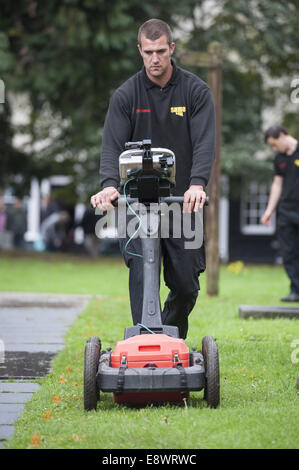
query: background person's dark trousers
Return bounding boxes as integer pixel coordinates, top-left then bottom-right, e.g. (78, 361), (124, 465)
(277, 208), (299, 297)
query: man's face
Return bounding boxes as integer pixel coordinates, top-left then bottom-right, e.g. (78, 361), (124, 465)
(267, 134), (288, 153)
(138, 34), (175, 81)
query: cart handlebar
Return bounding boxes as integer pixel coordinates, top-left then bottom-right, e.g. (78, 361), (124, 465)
(111, 195), (209, 207)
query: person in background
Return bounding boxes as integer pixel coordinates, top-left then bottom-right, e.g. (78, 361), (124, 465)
(0, 197), (9, 250)
(261, 125), (299, 302)
(40, 210), (71, 252)
(79, 205), (102, 257)
(0, 198), (7, 233)
(6, 198), (27, 249)
(40, 195), (61, 223)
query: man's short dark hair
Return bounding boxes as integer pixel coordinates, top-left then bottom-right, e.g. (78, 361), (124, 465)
(138, 19), (173, 46)
(264, 125), (288, 143)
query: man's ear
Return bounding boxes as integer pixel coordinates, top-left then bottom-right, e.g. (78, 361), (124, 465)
(170, 42), (175, 56)
(137, 43), (143, 57)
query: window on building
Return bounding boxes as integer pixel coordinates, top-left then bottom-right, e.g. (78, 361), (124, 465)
(240, 181), (276, 235)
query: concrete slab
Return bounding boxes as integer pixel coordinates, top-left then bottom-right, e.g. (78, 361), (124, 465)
(239, 305), (299, 319)
(0, 292), (93, 308)
(0, 403), (26, 414)
(0, 382), (40, 393)
(0, 351), (56, 378)
(2, 336), (65, 345)
(0, 393), (34, 404)
(0, 425), (14, 440)
(0, 410), (24, 425)
(0, 303), (89, 377)
(0, 291), (96, 447)
(2, 344), (64, 353)
(0, 403), (25, 433)
(0, 306), (86, 327)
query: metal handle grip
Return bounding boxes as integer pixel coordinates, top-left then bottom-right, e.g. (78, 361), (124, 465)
(111, 195), (209, 207)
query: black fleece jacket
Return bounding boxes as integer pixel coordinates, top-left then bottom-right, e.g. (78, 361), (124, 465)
(100, 61), (216, 196)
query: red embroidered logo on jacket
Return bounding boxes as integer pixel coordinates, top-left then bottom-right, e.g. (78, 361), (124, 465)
(278, 162), (286, 169)
(136, 109), (151, 113)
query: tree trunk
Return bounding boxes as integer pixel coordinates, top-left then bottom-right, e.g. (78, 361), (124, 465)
(205, 43), (222, 296)
(178, 43), (222, 296)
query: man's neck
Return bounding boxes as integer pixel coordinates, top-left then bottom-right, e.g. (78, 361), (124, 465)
(146, 63), (173, 88)
(286, 136), (298, 155)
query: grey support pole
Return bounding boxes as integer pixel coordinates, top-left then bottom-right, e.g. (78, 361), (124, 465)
(140, 208), (162, 328)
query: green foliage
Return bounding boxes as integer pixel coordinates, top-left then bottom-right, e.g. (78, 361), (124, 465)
(0, 0), (200, 197)
(1, 0), (299, 197)
(221, 141), (273, 184)
(180, 0), (299, 181)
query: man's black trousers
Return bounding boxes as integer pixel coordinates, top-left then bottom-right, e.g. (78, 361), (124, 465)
(118, 211), (206, 339)
(277, 207), (299, 295)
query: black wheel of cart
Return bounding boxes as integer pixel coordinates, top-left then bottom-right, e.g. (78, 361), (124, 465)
(202, 336), (220, 408)
(84, 336), (101, 411)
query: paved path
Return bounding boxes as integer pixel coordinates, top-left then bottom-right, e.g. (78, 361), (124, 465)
(0, 292), (94, 448)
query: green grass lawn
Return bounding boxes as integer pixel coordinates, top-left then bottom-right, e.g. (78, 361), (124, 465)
(1, 252), (299, 449)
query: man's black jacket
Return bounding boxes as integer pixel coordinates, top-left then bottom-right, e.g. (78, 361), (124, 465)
(100, 61), (216, 196)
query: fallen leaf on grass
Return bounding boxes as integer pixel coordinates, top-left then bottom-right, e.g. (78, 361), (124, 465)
(59, 375), (68, 384)
(72, 434), (85, 441)
(31, 435), (41, 447)
(65, 365), (72, 374)
(43, 411), (51, 420)
(227, 260), (245, 274)
(53, 395), (61, 403)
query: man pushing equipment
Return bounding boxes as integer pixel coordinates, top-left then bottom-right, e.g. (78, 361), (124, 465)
(91, 19), (216, 338)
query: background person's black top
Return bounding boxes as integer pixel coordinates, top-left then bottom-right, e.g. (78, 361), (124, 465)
(274, 139), (299, 212)
(100, 61), (216, 196)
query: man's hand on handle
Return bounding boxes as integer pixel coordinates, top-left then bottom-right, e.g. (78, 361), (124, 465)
(91, 184), (207, 212)
(183, 185), (207, 213)
(90, 186), (120, 211)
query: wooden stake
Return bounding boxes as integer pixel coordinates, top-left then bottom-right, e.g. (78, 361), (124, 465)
(179, 42), (223, 296)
